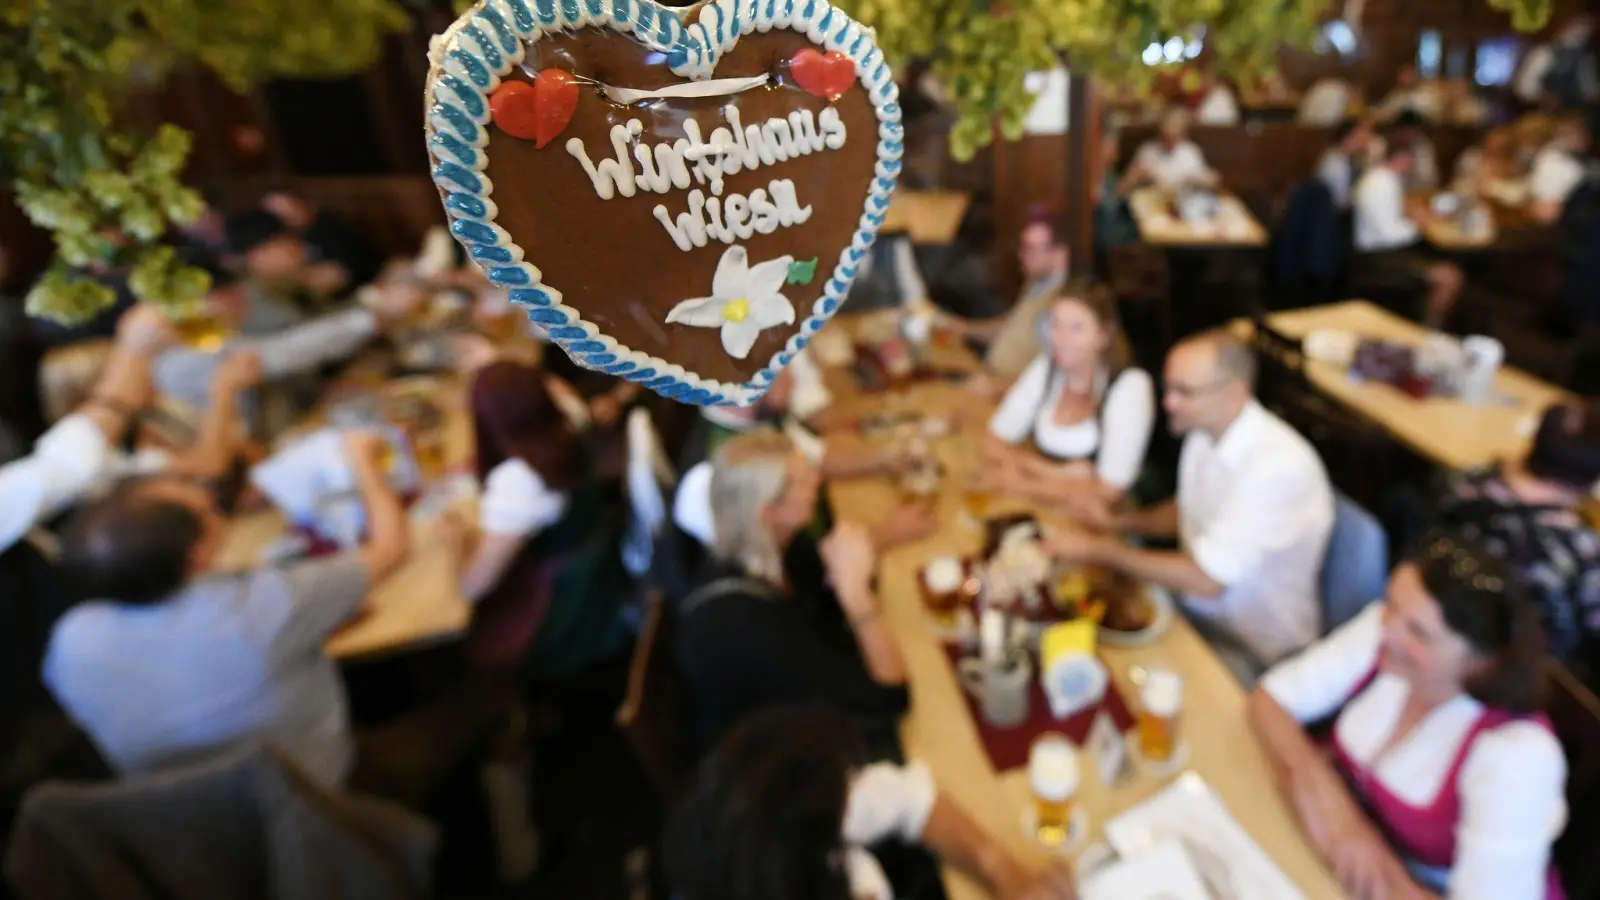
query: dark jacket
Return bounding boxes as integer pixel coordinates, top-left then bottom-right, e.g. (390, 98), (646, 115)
(1272, 178), (1345, 286)
(5, 745), (436, 900)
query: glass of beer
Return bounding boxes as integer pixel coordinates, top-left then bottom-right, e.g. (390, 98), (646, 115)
(1028, 733), (1080, 847)
(169, 307), (231, 352)
(1052, 566), (1090, 614)
(1136, 668), (1185, 764)
(414, 431), (447, 478)
(920, 556), (966, 629)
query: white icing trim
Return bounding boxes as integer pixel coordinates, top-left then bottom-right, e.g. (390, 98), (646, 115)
(603, 73), (769, 104)
(423, 0), (903, 407)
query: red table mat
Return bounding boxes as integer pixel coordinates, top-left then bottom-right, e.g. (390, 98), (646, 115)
(942, 643), (1136, 773)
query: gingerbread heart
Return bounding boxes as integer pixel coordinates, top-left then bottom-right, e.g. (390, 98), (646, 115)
(424, 0), (902, 407)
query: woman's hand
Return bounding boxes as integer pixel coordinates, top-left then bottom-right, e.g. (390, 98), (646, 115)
(1330, 828), (1412, 900)
(1290, 765), (1410, 900)
(820, 521), (878, 607)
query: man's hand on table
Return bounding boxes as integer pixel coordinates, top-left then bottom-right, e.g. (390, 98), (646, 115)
(1041, 529), (1112, 566)
(871, 500), (938, 551)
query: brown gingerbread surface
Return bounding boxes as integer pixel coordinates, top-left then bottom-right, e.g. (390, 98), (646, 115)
(480, 20), (880, 387)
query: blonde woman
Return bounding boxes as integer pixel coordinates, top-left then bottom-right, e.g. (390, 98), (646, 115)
(675, 430), (910, 752)
(983, 284), (1156, 518)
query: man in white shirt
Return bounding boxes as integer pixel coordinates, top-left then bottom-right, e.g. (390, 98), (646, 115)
(1375, 65), (1444, 124)
(1298, 77), (1356, 126)
(1528, 116), (1591, 223)
(1194, 75), (1240, 126)
(1046, 331), (1333, 682)
(0, 305), (175, 554)
(1352, 140), (1465, 328)
(1126, 109), (1218, 191)
(1316, 119), (1376, 209)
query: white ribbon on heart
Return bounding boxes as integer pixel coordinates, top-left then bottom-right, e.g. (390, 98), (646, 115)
(601, 73), (769, 105)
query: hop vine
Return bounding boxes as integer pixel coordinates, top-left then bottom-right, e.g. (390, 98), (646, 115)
(835, 0), (1554, 160)
(3, 0), (408, 323)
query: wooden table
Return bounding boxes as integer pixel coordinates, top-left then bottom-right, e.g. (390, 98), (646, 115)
(821, 316), (1344, 899)
(1129, 188), (1268, 248)
(1240, 300), (1569, 470)
(216, 376), (474, 660)
(1417, 189), (1550, 252)
(883, 190), (971, 246)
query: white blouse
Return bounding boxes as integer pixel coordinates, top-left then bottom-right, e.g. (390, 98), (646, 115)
(478, 458), (568, 538)
(841, 761), (938, 900)
(988, 358), (1155, 490)
(1262, 605), (1567, 900)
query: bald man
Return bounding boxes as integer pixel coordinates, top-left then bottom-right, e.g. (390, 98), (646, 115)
(1045, 330), (1334, 682)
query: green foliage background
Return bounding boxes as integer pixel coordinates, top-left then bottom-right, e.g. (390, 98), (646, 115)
(6, 0), (1552, 321)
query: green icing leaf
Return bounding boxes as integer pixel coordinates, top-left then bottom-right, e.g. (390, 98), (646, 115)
(787, 257), (819, 286)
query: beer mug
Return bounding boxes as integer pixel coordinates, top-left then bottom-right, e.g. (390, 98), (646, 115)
(170, 307), (231, 352)
(956, 650), (1032, 729)
(1028, 733), (1080, 847)
(1136, 668), (1184, 764)
(919, 557), (967, 630)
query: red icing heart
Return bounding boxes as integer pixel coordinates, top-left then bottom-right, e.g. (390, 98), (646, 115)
(489, 69), (580, 148)
(789, 49), (855, 102)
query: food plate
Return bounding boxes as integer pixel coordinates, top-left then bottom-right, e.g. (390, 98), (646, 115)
(1096, 586), (1175, 648)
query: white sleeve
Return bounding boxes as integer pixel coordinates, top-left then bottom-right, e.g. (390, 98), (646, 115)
(786, 351), (833, 423)
(891, 239), (928, 308)
(1356, 173), (1419, 250)
(0, 415), (114, 552)
(1181, 143), (1215, 183)
(841, 761), (938, 846)
(1261, 604), (1383, 722)
(1515, 46), (1553, 102)
(1316, 153), (1349, 208)
(1188, 453), (1329, 588)
(1132, 142), (1160, 176)
(988, 356), (1051, 445)
(1448, 724), (1567, 900)
(478, 458), (568, 537)
(254, 308), (379, 379)
(1094, 369), (1155, 490)
(1531, 153), (1583, 203)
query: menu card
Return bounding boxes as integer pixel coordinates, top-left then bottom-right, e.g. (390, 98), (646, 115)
(1078, 838), (1212, 900)
(1103, 772), (1306, 900)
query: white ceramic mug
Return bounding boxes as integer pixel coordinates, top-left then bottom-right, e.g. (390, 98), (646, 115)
(958, 650), (1033, 729)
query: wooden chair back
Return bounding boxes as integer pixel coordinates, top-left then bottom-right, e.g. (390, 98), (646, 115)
(1548, 661), (1600, 900)
(1248, 310), (1311, 407)
(615, 591), (692, 804)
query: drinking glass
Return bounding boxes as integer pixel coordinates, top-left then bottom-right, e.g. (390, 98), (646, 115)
(1029, 733), (1080, 847)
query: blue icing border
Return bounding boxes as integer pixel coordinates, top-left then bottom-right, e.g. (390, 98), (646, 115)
(423, 0), (901, 407)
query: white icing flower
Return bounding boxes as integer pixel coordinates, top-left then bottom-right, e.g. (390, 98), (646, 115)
(665, 245), (796, 359)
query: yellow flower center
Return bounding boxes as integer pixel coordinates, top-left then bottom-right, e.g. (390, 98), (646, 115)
(723, 297), (750, 323)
